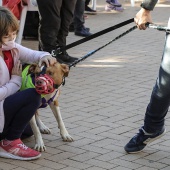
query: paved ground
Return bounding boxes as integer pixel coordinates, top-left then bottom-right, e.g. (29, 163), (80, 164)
(1, 0), (170, 170)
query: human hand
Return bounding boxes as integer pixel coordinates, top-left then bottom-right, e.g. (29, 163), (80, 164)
(12, 60), (22, 76)
(134, 8), (152, 30)
(39, 55), (57, 67)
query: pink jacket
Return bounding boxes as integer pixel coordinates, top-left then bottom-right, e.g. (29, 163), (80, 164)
(0, 43), (50, 132)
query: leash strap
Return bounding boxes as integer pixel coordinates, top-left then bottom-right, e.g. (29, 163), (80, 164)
(69, 25), (137, 68)
(52, 18), (134, 55)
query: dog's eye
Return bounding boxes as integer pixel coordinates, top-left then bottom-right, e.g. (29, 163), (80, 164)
(48, 71), (53, 76)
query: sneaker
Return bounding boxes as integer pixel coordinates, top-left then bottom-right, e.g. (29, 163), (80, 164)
(85, 6), (97, 14)
(124, 127), (166, 153)
(105, 4), (124, 12)
(106, 0), (122, 7)
(0, 139), (41, 160)
(54, 51), (78, 64)
(75, 27), (92, 37)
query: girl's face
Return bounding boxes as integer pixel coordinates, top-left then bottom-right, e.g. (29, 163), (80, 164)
(2, 30), (17, 44)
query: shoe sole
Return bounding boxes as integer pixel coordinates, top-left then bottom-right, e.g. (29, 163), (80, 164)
(127, 129), (166, 154)
(84, 11), (97, 15)
(0, 147), (41, 160)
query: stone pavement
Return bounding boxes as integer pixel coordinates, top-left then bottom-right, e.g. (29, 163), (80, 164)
(1, 0), (170, 169)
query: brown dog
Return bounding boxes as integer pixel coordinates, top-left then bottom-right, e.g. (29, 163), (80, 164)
(23, 62), (73, 151)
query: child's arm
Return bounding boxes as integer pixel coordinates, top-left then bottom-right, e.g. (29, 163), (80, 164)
(15, 43), (51, 64)
(0, 75), (21, 101)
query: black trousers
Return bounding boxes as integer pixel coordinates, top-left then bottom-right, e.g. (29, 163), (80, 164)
(37, 0), (77, 53)
(1, 89), (41, 140)
(85, 0), (91, 6)
(73, 0), (85, 30)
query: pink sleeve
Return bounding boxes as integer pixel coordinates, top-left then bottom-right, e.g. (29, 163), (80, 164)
(0, 75), (22, 101)
(15, 43), (51, 64)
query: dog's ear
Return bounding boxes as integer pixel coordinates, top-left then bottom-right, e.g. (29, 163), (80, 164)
(27, 64), (37, 75)
(61, 64), (69, 77)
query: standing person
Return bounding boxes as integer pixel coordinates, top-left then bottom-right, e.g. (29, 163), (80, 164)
(0, 6), (56, 160)
(70, 0), (92, 37)
(37, 0), (78, 64)
(124, 0), (169, 153)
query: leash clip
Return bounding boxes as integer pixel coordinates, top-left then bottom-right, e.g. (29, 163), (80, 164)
(51, 48), (62, 57)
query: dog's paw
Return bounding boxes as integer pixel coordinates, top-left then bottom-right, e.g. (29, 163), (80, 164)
(61, 133), (74, 142)
(34, 143), (46, 152)
(39, 126), (51, 134)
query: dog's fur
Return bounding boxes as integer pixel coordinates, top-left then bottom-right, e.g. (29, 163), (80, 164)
(26, 62), (73, 151)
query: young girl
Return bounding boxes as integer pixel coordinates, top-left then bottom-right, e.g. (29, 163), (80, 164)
(0, 6), (56, 160)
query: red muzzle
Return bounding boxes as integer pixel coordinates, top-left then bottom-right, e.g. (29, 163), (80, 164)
(35, 74), (55, 94)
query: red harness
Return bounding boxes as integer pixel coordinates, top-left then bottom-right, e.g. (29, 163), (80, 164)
(3, 50), (14, 76)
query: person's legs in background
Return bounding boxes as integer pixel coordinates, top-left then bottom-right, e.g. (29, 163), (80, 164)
(71, 0), (92, 37)
(56, 0), (78, 63)
(37, 0), (78, 64)
(37, 0), (62, 53)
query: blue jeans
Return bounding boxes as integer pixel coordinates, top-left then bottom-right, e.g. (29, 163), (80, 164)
(144, 32), (170, 133)
(1, 88), (41, 140)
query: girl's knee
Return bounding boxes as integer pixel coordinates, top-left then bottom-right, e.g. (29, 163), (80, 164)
(25, 88), (41, 103)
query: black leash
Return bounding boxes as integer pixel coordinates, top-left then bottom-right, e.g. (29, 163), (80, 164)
(68, 22), (170, 68)
(52, 18), (134, 56)
(69, 25), (137, 68)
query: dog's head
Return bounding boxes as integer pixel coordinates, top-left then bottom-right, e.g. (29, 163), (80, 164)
(28, 62), (69, 93)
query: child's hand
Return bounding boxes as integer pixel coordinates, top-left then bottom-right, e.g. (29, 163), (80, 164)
(39, 55), (57, 67)
(12, 60), (22, 76)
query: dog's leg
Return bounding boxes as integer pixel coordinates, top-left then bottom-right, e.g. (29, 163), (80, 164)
(35, 112), (51, 134)
(30, 113), (46, 152)
(49, 101), (73, 142)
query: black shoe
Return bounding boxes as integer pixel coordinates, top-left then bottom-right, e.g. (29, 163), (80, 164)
(85, 6), (97, 14)
(69, 24), (90, 33)
(55, 51), (78, 64)
(85, 27), (90, 32)
(124, 127), (166, 153)
(75, 27), (92, 37)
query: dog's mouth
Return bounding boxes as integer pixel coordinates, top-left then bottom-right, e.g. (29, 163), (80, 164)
(35, 74), (65, 95)
(35, 74), (55, 94)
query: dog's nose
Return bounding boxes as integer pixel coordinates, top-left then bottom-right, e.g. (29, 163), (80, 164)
(36, 80), (42, 85)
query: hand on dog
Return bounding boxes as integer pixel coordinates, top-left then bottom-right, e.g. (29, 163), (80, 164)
(39, 55), (57, 67)
(12, 60), (22, 76)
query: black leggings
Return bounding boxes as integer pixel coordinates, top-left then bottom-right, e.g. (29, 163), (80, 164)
(1, 88), (41, 140)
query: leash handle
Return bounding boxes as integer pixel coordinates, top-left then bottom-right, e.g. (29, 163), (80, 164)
(146, 23), (170, 33)
(69, 25), (137, 68)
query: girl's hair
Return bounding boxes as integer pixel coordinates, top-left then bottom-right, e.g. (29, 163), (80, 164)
(0, 6), (19, 43)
